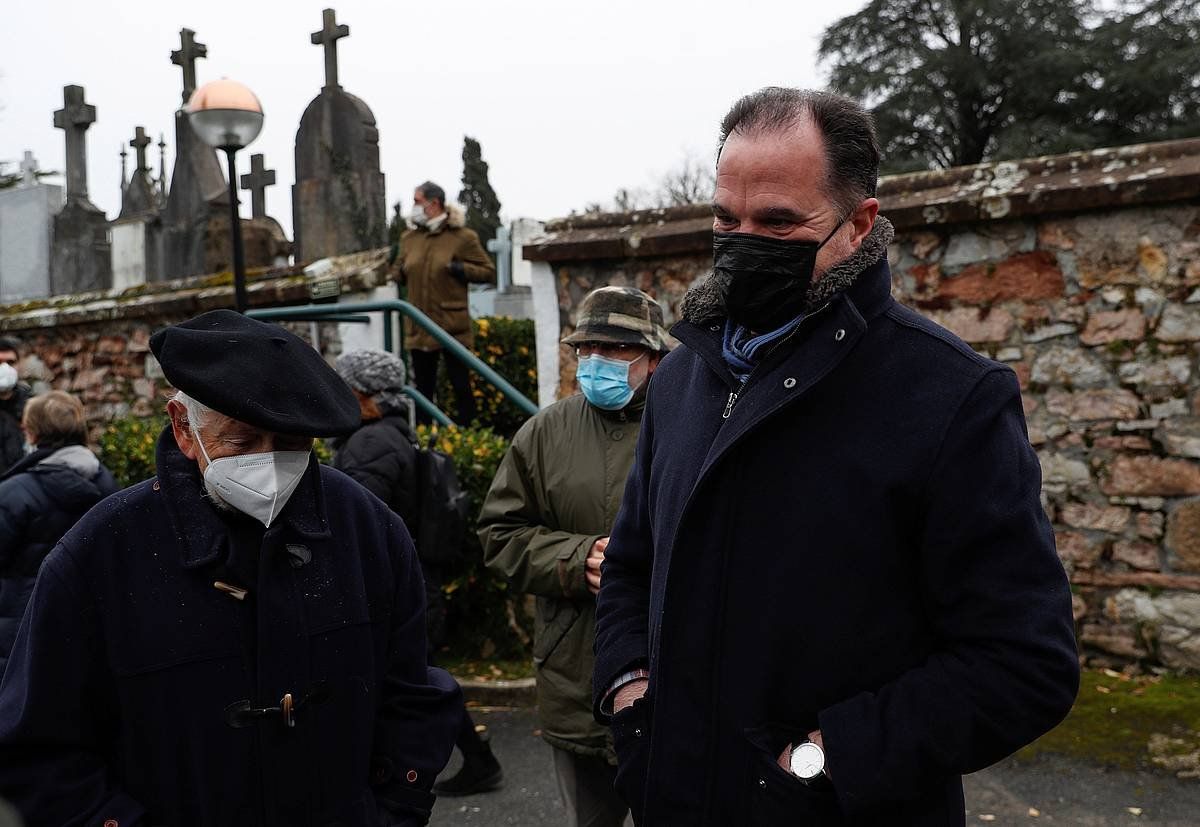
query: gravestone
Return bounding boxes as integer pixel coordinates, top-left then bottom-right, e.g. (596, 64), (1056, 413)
(240, 153), (275, 219)
(50, 84), (112, 295)
(293, 8), (386, 264)
(238, 153), (292, 268)
(0, 151), (63, 301)
(113, 126), (166, 289)
(161, 27), (229, 279)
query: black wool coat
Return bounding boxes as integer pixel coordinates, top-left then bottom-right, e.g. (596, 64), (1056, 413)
(593, 254), (1080, 825)
(0, 429), (461, 827)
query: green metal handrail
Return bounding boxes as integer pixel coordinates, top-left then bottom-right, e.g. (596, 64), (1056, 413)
(248, 300), (538, 420)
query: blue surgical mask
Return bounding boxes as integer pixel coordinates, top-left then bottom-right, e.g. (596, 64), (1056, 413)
(577, 354), (643, 411)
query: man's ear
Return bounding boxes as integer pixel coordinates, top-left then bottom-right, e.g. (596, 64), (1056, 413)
(647, 352), (665, 376)
(166, 399), (200, 462)
(847, 197), (880, 250)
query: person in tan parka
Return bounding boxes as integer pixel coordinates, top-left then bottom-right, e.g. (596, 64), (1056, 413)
(397, 181), (496, 424)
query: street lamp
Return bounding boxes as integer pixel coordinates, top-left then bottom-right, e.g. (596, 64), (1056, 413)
(186, 79), (263, 313)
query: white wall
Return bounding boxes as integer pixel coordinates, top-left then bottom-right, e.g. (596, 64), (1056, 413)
(0, 183), (62, 301)
(111, 219), (148, 292)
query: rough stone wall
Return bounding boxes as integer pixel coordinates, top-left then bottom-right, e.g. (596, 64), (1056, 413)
(891, 202), (1200, 671)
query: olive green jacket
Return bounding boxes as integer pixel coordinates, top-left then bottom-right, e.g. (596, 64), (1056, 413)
(398, 203), (496, 351)
(479, 393), (640, 760)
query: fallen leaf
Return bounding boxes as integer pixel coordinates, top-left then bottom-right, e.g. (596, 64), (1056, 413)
(979, 816), (996, 822)
(1028, 807), (1041, 817)
(1103, 668), (1122, 678)
(1096, 685), (1111, 694)
(1127, 807), (1143, 816)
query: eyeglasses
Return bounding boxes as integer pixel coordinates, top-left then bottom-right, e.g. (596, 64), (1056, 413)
(574, 342), (645, 359)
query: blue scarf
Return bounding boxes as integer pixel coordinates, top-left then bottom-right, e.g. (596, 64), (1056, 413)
(721, 315), (805, 384)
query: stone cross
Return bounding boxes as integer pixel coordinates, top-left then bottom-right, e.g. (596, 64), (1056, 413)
(310, 8), (349, 89)
(487, 225), (513, 290)
(239, 153), (276, 219)
(20, 151), (38, 187)
(171, 28), (208, 105)
(52, 85), (96, 200)
(130, 127), (152, 174)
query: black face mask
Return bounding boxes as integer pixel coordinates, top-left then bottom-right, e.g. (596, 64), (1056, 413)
(713, 222), (843, 332)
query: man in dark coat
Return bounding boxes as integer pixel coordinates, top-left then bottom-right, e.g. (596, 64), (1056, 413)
(592, 88), (1079, 825)
(0, 390), (119, 674)
(0, 338), (32, 474)
(0, 311), (462, 827)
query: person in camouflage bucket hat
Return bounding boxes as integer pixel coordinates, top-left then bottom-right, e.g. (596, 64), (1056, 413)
(477, 286), (669, 827)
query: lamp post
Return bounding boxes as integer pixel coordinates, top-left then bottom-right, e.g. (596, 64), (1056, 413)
(186, 79), (263, 313)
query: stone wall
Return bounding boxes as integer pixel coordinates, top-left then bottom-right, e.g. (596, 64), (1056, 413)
(523, 138), (1200, 671)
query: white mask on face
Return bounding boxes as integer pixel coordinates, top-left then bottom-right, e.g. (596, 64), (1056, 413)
(0, 363), (17, 392)
(409, 205), (429, 227)
(191, 425), (311, 528)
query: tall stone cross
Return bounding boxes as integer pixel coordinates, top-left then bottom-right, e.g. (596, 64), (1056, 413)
(239, 153), (276, 219)
(130, 127), (152, 174)
(311, 8), (349, 89)
(52, 85), (96, 200)
(21, 151), (39, 187)
(487, 225), (513, 290)
(171, 28), (208, 105)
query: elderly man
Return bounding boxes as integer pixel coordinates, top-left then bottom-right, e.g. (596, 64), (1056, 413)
(479, 287), (669, 827)
(592, 88), (1079, 825)
(0, 311), (461, 827)
(398, 181), (496, 425)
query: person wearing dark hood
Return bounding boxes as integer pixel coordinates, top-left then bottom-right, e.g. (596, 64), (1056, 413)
(0, 311), (462, 827)
(479, 286), (669, 827)
(0, 391), (118, 674)
(332, 349), (504, 798)
(592, 88), (1079, 825)
(0, 338), (32, 474)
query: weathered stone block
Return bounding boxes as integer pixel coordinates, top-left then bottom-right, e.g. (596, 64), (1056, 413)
(1055, 529), (1104, 568)
(1060, 502), (1131, 532)
(1150, 398), (1189, 420)
(937, 252), (1065, 303)
(1080, 622), (1147, 658)
(1137, 511), (1165, 540)
(1045, 388), (1140, 421)
(1156, 418), (1200, 459)
(1166, 498), (1200, 572)
(927, 307), (1014, 343)
(1031, 346), (1110, 387)
(1156, 304), (1200, 342)
(1080, 309), (1146, 345)
(1039, 452), (1092, 490)
(1112, 539), (1160, 570)
(1103, 455), (1200, 496)
(1025, 322), (1077, 343)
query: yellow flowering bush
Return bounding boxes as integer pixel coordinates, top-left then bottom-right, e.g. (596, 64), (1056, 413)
(99, 415), (167, 488)
(437, 316), (537, 437)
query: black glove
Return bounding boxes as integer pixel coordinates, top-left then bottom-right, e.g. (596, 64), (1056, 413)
(447, 260), (467, 282)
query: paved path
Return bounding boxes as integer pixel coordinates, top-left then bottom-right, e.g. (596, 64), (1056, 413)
(430, 708), (1200, 825)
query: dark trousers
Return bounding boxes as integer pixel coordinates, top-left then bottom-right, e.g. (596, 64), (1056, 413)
(552, 749), (630, 827)
(411, 348), (476, 426)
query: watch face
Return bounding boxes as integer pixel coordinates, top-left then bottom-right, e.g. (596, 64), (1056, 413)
(790, 741), (824, 780)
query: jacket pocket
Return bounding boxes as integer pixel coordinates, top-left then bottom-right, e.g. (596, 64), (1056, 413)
(743, 727), (841, 825)
(610, 696), (651, 821)
(437, 301), (470, 335)
(532, 599), (578, 666)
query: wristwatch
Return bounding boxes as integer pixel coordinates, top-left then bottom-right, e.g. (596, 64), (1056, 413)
(788, 740), (826, 784)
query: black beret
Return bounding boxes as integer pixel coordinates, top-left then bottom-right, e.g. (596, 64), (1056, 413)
(150, 310), (361, 436)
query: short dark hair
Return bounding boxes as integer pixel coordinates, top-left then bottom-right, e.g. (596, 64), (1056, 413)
(0, 336), (19, 356)
(417, 181), (446, 208)
(718, 87), (880, 217)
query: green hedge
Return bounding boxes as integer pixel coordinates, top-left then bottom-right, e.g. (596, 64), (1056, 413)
(436, 316), (537, 438)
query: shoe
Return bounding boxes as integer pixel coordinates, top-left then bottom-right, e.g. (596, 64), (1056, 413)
(433, 742), (503, 796)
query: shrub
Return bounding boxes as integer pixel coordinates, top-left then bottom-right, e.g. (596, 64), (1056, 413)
(435, 316), (537, 438)
(98, 415), (167, 488)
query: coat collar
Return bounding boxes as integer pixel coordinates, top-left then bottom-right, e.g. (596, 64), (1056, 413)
(154, 427), (332, 570)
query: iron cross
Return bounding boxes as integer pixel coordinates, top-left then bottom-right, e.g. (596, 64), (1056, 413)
(311, 8), (349, 89)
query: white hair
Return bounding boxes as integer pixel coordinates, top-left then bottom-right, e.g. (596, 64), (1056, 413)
(172, 390), (216, 431)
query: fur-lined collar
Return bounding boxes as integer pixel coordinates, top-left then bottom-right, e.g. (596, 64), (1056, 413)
(679, 216), (895, 325)
(409, 201), (467, 232)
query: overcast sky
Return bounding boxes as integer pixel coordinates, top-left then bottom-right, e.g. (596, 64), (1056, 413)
(0, 0), (864, 237)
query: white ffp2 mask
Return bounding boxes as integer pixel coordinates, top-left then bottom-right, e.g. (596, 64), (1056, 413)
(192, 426), (311, 528)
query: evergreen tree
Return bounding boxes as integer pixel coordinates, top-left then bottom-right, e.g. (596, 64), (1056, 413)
(819, 0), (1200, 173)
(457, 136), (502, 247)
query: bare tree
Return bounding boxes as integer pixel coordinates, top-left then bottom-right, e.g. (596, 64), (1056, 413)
(656, 154), (715, 207)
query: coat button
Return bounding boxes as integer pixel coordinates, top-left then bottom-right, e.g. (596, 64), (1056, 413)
(834, 328), (846, 341)
(406, 769), (419, 783)
(783, 377), (797, 389)
(612, 430), (625, 441)
(633, 728), (642, 738)
(710, 324), (720, 331)
(758, 779), (767, 789)
(104, 821), (119, 827)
